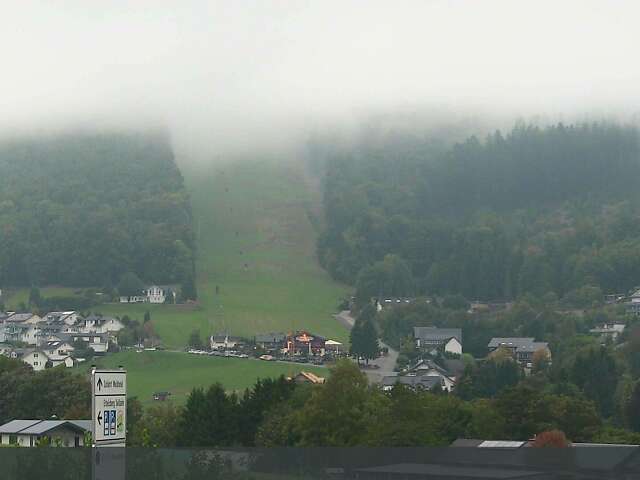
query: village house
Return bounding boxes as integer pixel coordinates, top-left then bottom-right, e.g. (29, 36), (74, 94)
(82, 314), (124, 335)
(62, 332), (110, 354)
(605, 293), (626, 304)
(0, 419), (90, 447)
(382, 358), (462, 393)
(487, 337), (551, 369)
(408, 358), (460, 391)
(210, 333), (242, 350)
(43, 339), (74, 355)
(147, 285), (170, 303)
(625, 289), (640, 315)
(42, 311), (79, 326)
(589, 322), (626, 342)
(413, 326), (463, 355)
(119, 285), (175, 304)
(255, 332), (286, 351)
(21, 349), (49, 371)
(0, 312), (7, 342)
(0, 313), (44, 345)
(119, 294), (146, 303)
(381, 374), (445, 392)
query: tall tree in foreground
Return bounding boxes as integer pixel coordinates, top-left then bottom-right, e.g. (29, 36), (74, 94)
(295, 360), (387, 446)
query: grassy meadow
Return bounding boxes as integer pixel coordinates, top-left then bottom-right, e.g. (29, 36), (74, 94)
(86, 350), (328, 404)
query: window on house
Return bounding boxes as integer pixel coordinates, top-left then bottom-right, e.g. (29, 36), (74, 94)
(9, 435), (17, 445)
(34, 353), (38, 357)
(75, 435), (80, 447)
(33, 361), (38, 366)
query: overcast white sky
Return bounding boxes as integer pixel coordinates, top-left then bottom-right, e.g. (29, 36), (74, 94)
(0, 0), (638, 156)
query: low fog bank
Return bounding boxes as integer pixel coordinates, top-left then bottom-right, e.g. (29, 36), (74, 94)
(0, 1), (639, 161)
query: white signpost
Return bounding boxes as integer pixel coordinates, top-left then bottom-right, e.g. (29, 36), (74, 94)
(91, 368), (127, 446)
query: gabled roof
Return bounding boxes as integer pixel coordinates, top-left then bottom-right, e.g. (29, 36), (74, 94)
(381, 375), (443, 390)
(44, 340), (74, 349)
(515, 342), (549, 353)
(18, 420), (90, 435)
(414, 326), (462, 343)
(410, 358), (450, 376)
(0, 419), (41, 434)
(211, 333), (242, 342)
(488, 337), (535, 348)
(23, 349), (50, 359)
(6, 313), (35, 323)
(255, 332), (286, 343)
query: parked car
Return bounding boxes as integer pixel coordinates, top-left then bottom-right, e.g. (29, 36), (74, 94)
(259, 354), (275, 361)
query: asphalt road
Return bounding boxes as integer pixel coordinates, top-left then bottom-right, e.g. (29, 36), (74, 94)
(334, 310), (399, 384)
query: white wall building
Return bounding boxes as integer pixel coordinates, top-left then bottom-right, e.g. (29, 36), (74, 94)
(21, 350), (48, 371)
(146, 285), (166, 303)
(443, 337), (463, 355)
(0, 419), (90, 447)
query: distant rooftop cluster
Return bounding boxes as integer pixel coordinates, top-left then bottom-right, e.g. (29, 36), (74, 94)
(0, 310), (124, 371)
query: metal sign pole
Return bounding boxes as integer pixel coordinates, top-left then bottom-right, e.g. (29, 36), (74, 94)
(92, 367), (126, 480)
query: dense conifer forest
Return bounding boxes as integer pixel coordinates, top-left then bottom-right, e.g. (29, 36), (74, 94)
(314, 122), (640, 301)
(0, 132), (195, 290)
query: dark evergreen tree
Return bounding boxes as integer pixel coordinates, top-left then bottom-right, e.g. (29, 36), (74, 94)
(117, 272), (144, 297)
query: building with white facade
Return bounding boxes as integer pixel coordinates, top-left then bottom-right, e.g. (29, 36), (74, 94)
(0, 419), (90, 447)
(414, 326), (463, 355)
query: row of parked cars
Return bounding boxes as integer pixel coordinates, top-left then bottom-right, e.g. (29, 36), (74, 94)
(187, 348), (249, 358)
(187, 348), (328, 365)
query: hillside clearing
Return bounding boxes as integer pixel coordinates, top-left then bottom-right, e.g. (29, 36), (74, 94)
(100, 159), (350, 347)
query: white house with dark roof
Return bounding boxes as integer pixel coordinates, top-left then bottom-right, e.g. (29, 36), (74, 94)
(42, 311), (79, 326)
(487, 337), (551, 369)
(42, 340), (74, 358)
(21, 349), (49, 371)
(66, 332), (109, 354)
(255, 332), (286, 351)
(147, 285), (168, 303)
(82, 314), (124, 335)
(403, 358), (458, 391)
(119, 286), (174, 304)
(0, 419), (90, 447)
(413, 326), (463, 355)
(210, 333), (242, 350)
(589, 322), (626, 342)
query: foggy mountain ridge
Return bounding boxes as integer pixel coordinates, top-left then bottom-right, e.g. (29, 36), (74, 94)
(0, 1), (638, 159)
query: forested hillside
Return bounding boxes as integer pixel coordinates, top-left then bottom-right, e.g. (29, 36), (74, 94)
(0, 132), (195, 288)
(314, 122), (640, 301)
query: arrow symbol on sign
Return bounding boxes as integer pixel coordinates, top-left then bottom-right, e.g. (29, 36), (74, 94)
(97, 377), (103, 391)
(97, 411), (102, 426)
